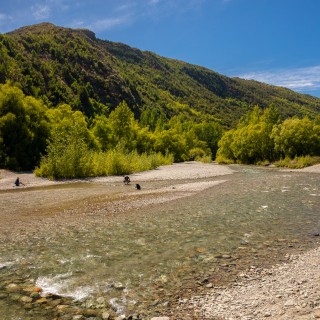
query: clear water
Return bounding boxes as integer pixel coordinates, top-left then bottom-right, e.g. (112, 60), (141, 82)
(1, 166), (320, 318)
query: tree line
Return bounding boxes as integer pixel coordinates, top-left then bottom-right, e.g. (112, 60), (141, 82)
(0, 83), (221, 178)
(1, 83), (319, 179)
(216, 105), (320, 166)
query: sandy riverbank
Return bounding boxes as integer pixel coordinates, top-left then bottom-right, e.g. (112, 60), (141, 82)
(2, 161), (319, 191)
(0, 162), (234, 190)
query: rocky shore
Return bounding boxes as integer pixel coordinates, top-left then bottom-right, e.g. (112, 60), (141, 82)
(188, 244), (320, 319)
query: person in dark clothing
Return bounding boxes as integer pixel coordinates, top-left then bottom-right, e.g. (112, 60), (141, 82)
(15, 177), (20, 186)
(14, 177), (25, 187)
(135, 183), (141, 190)
(123, 176), (131, 185)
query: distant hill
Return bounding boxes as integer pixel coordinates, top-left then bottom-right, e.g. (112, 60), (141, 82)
(1, 22), (320, 126)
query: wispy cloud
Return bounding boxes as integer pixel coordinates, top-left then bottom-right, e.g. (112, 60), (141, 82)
(30, 0), (72, 21)
(1, 0), (209, 33)
(239, 66), (320, 93)
(87, 16), (132, 32)
(31, 4), (51, 20)
(81, 0), (208, 33)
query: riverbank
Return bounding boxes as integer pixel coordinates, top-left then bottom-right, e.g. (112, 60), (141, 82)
(0, 162), (234, 190)
(189, 244), (320, 320)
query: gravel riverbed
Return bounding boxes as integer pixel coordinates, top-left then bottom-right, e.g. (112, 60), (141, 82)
(189, 246), (320, 320)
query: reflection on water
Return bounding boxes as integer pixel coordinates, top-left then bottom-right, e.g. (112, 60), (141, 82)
(1, 166), (320, 318)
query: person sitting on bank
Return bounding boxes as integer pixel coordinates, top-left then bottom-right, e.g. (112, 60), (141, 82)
(14, 177), (25, 187)
(15, 177), (20, 186)
(123, 176), (130, 185)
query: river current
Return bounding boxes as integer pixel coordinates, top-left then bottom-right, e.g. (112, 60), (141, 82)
(0, 165), (319, 319)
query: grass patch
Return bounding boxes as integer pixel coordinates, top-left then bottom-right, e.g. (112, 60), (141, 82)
(274, 155), (320, 169)
(35, 149), (173, 180)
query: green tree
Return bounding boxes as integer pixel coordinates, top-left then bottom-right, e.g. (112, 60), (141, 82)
(47, 104), (95, 148)
(216, 129), (236, 163)
(216, 106), (280, 164)
(193, 121), (223, 158)
(154, 129), (188, 162)
(36, 104), (94, 178)
(0, 83), (50, 170)
(107, 101), (138, 150)
(91, 115), (112, 151)
(231, 123), (269, 163)
(271, 117), (320, 158)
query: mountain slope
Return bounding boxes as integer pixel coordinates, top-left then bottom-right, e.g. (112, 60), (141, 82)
(1, 22), (319, 126)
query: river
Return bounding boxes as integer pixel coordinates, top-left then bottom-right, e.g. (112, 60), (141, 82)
(0, 165), (319, 319)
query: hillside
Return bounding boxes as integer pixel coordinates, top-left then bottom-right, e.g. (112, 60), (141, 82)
(1, 22), (320, 126)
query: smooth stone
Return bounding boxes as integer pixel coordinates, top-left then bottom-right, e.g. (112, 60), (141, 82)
(113, 282), (125, 290)
(48, 299), (62, 307)
(6, 283), (20, 292)
(23, 286), (42, 293)
(97, 296), (105, 304)
(284, 299), (296, 307)
(35, 297), (48, 304)
(102, 312), (110, 319)
(82, 309), (100, 317)
(314, 309), (320, 318)
(21, 295), (33, 303)
(57, 305), (70, 312)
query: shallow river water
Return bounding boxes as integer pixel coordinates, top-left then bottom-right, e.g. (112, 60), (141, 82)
(0, 165), (320, 319)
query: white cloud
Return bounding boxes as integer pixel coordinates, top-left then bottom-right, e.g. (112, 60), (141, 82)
(31, 4), (51, 20)
(78, 0), (209, 33)
(238, 66), (320, 93)
(88, 16), (131, 32)
(30, 0), (71, 21)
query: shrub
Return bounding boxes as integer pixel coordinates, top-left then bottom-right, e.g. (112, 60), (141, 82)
(36, 141), (173, 179)
(274, 155), (320, 169)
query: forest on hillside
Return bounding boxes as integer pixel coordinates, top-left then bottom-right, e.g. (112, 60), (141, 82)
(1, 23), (320, 126)
(1, 83), (320, 179)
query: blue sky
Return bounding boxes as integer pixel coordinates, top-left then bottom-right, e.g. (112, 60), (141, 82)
(1, 0), (320, 97)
